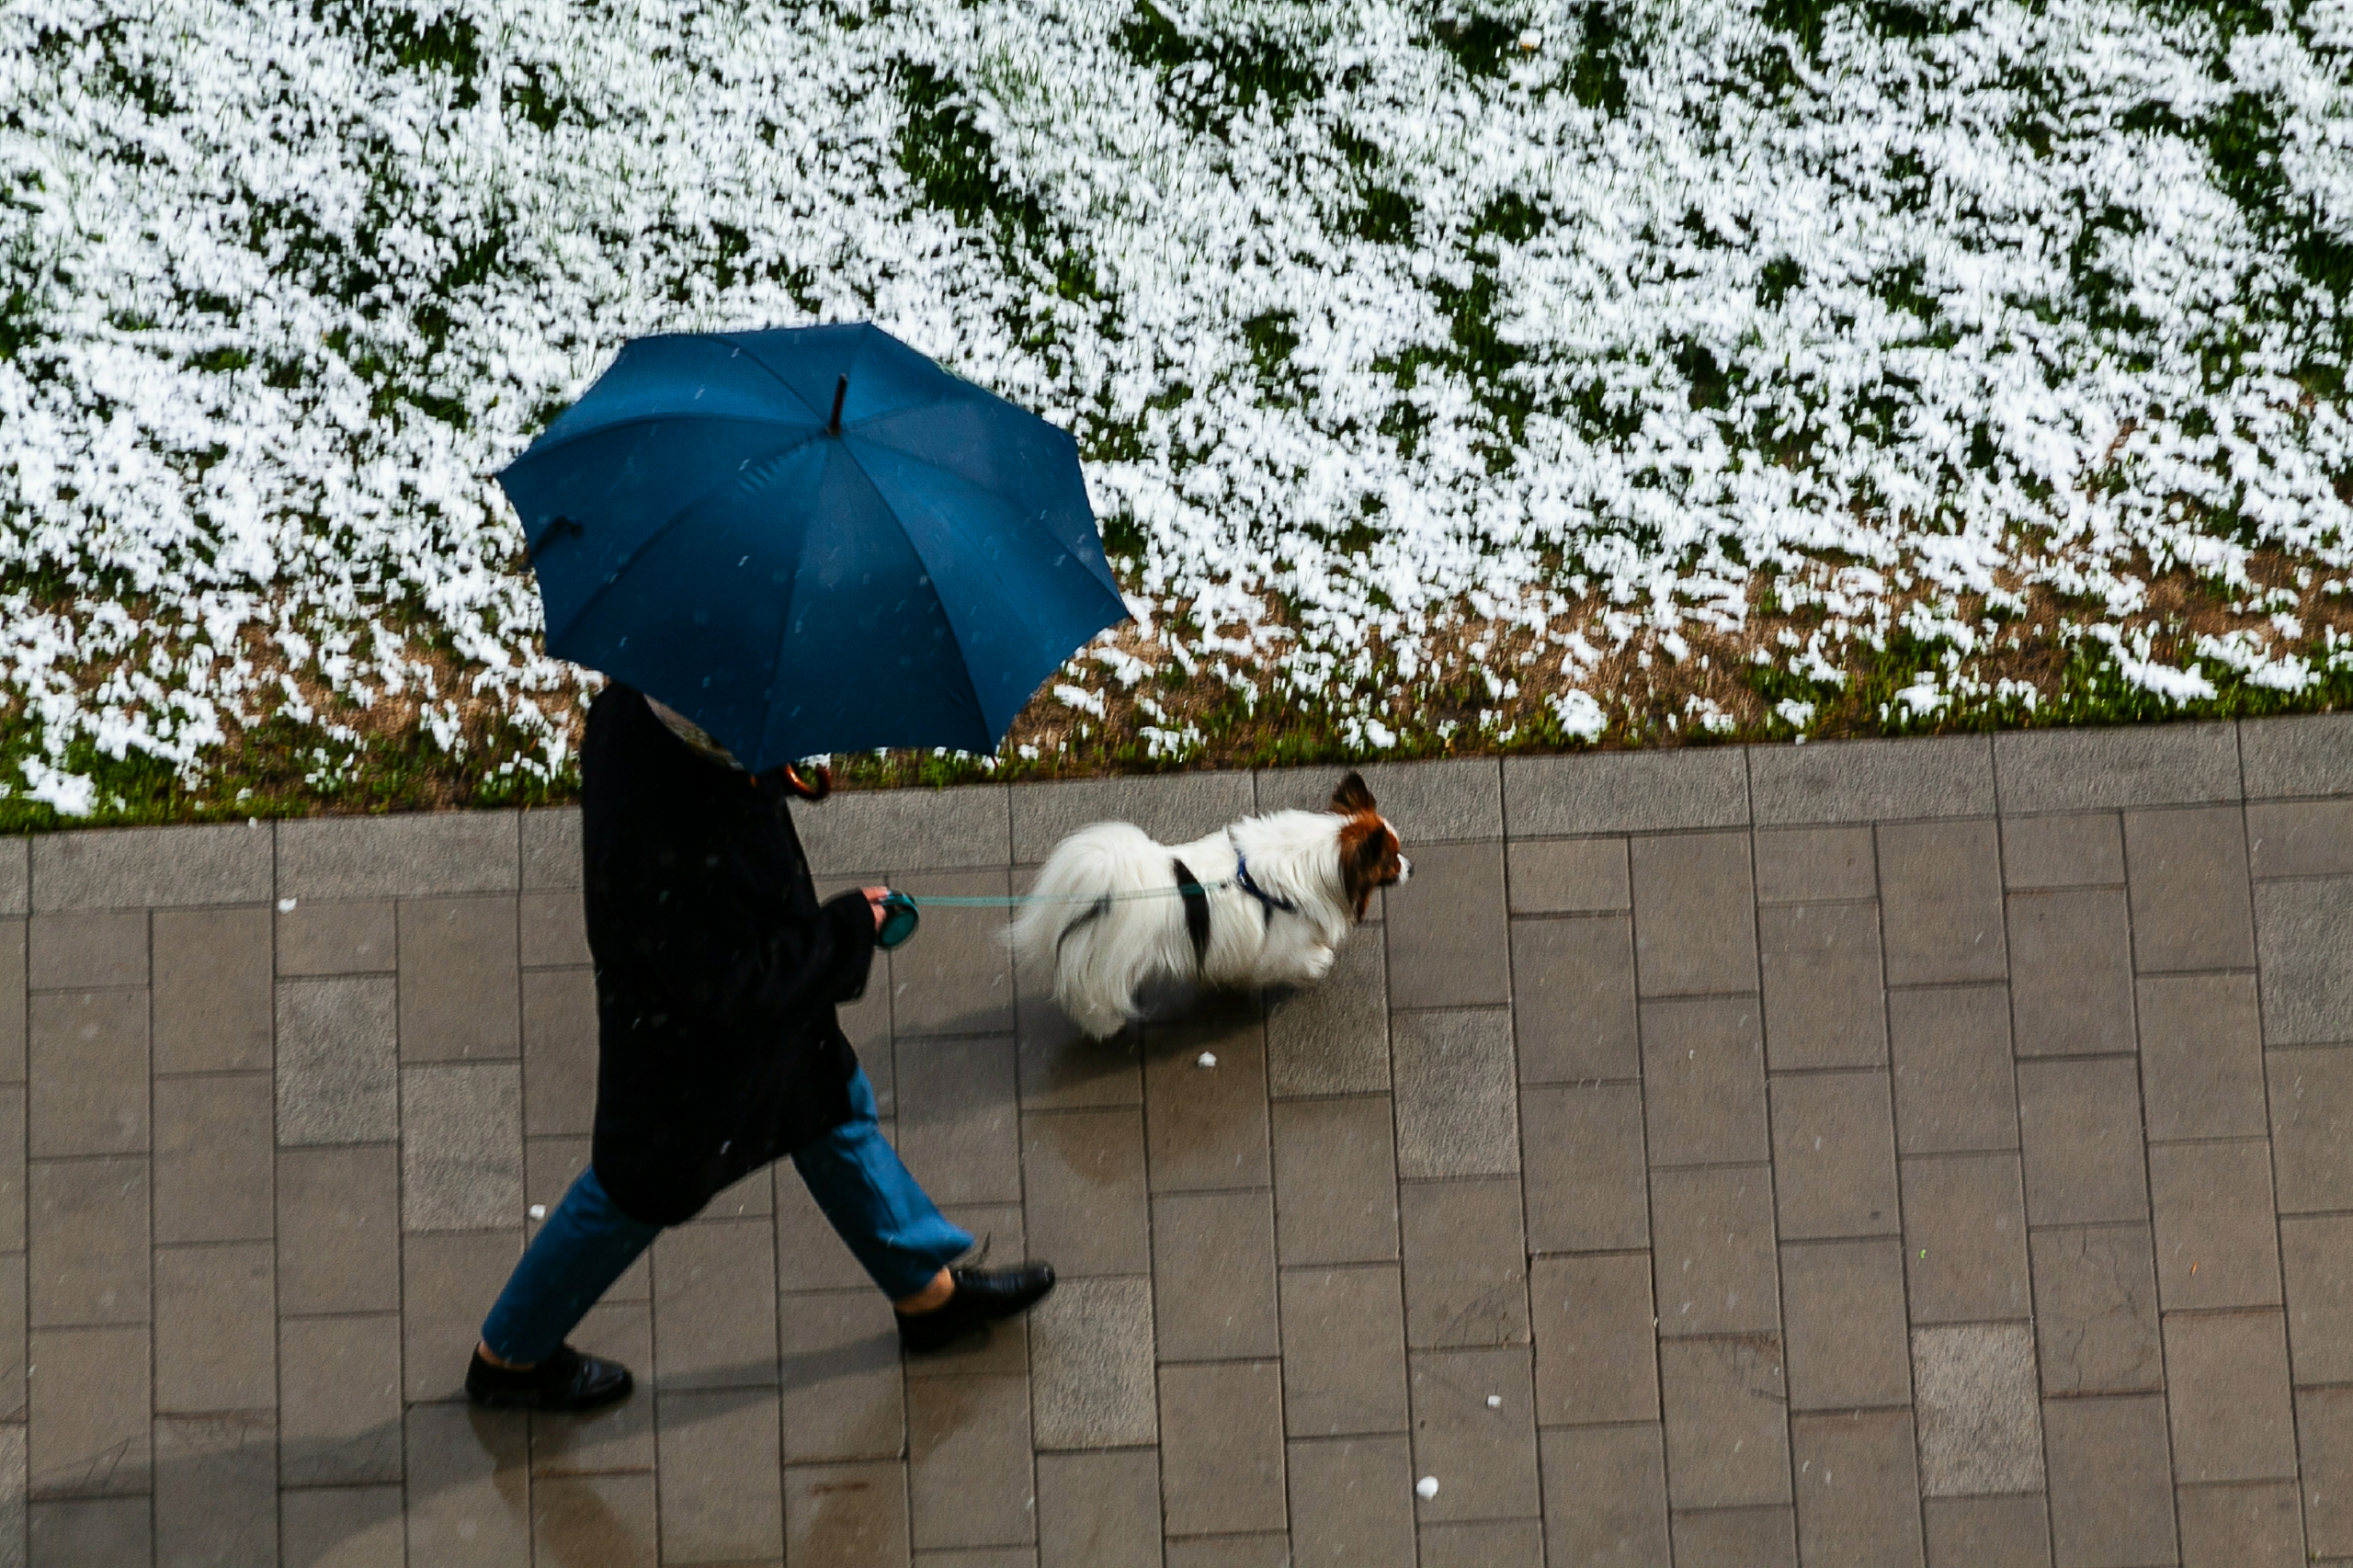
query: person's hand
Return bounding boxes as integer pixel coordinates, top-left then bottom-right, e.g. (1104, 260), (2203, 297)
(863, 887), (892, 932)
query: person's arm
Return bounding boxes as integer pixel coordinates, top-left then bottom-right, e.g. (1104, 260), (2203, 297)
(614, 849), (881, 1027)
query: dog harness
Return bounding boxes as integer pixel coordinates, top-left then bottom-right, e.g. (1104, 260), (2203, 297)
(1171, 858), (1213, 968)
(1228, 835), (1300, 927)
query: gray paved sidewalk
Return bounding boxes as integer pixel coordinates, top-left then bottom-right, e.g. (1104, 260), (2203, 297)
(0, 715), (2349, 1566)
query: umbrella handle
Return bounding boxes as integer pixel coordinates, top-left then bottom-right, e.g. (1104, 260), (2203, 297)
(782, 762), (833, 801)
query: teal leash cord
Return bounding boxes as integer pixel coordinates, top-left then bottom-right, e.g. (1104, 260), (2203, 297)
(901, 881), (1232, 908)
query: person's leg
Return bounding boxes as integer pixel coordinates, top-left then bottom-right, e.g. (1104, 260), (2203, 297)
(469, 1164), (660, 1406)
(791, 1068), (1055, 1351)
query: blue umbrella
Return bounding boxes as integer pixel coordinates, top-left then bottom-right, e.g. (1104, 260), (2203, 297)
(496, 323), (1129, 771)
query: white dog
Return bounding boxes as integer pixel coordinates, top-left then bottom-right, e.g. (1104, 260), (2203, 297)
(1016, 772), (1411, 1039)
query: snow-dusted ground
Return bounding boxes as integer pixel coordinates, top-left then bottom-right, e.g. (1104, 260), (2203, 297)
(2, 0), (2349, 813)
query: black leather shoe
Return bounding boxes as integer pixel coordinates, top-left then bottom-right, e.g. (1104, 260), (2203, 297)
(897, 1263), (1058, 1354)
(464, 1344), (634, 1411)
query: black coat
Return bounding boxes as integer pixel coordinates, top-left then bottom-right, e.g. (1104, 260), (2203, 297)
(580, 684), (877, 1225)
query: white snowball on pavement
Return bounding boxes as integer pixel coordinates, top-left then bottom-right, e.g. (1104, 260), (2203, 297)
(277, 898), (298, 913)
(529, 1204), (547, 1220)
(1197, 1051), (1218, 1069)
(1486, 1395), (1502, 1407)
(1415, 1476), (1439, 1500)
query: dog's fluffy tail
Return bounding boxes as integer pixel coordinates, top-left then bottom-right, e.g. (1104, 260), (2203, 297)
(1014, 822), (1187, 1038)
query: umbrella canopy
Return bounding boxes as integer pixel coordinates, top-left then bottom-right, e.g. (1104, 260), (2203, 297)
(497, 323), (1129, 772)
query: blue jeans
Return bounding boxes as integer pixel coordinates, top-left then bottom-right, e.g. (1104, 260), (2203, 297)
(480, 1069), (972, 1366)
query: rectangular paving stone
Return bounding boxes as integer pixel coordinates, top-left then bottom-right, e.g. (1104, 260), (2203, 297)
(274, 897), (396, 976)
(1384, 842), (1510, 1008)
(1657, 1336), (1790, 1509)
(1037, 1449), (1159, 1568)
(1922, 1494), (2052, 1568)
(1750, 733), (1994, 824)
(2254, 879), (2353, 1045)
(1012, 769), (1256, 862)
(2270, 1045), (2353, 1210)
(2008, 890), (2137, 1057)
(1265, 935), (1388, 1096)
(1651, 1164), (1779, 1337)
(28, 1324), (148, 1499)
(2247, 798), (2353, 878)
(28, 988), (147, 1158)
(521, 966), (597, 1138)
(1768, 1069), (1898, 1239)
(889, 871), (1015, 1037)
(2298, 1387), (2353, 1558)
(0, 917), (20, 1082)
(2241, 710), (2353, 798)
(276, 976), (399, 1146)
(153, 1242), (274, 1414)
(1267, 1099), (1407, 1265)
(1758, 902), (1887, 1072)
(2003, 812), (2126, 890)
(152, 907), (272, 1074)
(1878, 820), (2007, 985)
(153, 1073), (272, 1244)
(29, 1496), (150, 1565)
(1506, 836), (1628, 913)
(29, 822), (273, 910)
(278, 811), (518, 899)
(1392, 1007), (1518, 1178)
(0, 1253), (22, 1418)
(0, 1087), (17, 1253)
(28, 1154), (147, 1326)
(1163, 1535), (1286, 1568)
(532, 1300), (654, 1477)
(797, 782), (1010, 875)
(2164, 1309), (2298, 1483)
(2139, 973), (2267, 1141)
(2124, 807), (2256, 973)
(2030, 1223), (2164, 1396)
(1540, 1425), (1670, 1567)
(154, 1413), (277, 1568)
(786, 1459), (911, 1568)
(654, 1217), (780, 1392)
(1153, 1188), (1278, 1359)
(0, 837), (21, 914)
(1288, 1435), (1416, 1568)
(2149, 1141), (2280, 1311)
(1400, 1176), (1529, 1349)
(2016, 1057), (2150, 1226)
(1628, 832), (1756, 996)
(653, 1388), (785, 1563)
(1281, 1264), (1410, 1437)
(519, 805), (581, 891)
(1640, 996), (1768, 1166)
(397, 895), (520, 1062)
(2284, 1215), (2353, 1384)
(1903, 1153), (2032, 1324)
(1021, 1107), (1149, 1278)
(404, 1401), (531, 1568)
(278, 1313), (404, 1485)
(400, 1062), (524, 1232)
(1529, 1252), (1658, 1424)
(898, 1033), (1022, 1205)
(1913, 1323), (2042, 1496)
(1520, 1082), (1648, 1254)
(778, 1289), (904, 1463)
(1753, 824), (1876, 905)
(2176, 1480), (2302, 1568)
(1160, 1360), (1287, 1537)
(518, 888), (590, 970)
(1890, 983), (2018, 1155)
(1509, 915), (1638, 1083)
(27, 909), (145, 991)
(1503, 748), (1750, 836)
(1029, 1275), (1154, 1450)
(1671, 1506), (1796, 1567)
(277, 1142), (400, 1314)
(1260, 756), (1503, 842)
(1790, 1408), (1927, 1566)
(1995, 722), (2241, 812)
(1418, 1518), (1542, 1566)
(1781, 1238), (1910, 1411)
(532, 1471), (657, 1566)
(1405, 1345), (1540, 1521)
(402, 1230), (521, 1403)
(1143, 1017), (1271, 1192)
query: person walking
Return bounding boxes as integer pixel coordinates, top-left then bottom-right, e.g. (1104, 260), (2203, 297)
(464, 682), (1055, 1411)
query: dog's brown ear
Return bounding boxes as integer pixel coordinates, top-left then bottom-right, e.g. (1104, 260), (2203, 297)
(1330, 771), (1376, 813)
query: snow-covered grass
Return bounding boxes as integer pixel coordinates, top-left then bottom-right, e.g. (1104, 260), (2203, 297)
(2, 0), (2349, 824)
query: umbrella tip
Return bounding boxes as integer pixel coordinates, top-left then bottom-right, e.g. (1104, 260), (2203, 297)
(828, 374), (847, 435)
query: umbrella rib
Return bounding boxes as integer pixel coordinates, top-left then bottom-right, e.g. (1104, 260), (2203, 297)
(501, 411), (810, 469)
(542, 432), (820, 647)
